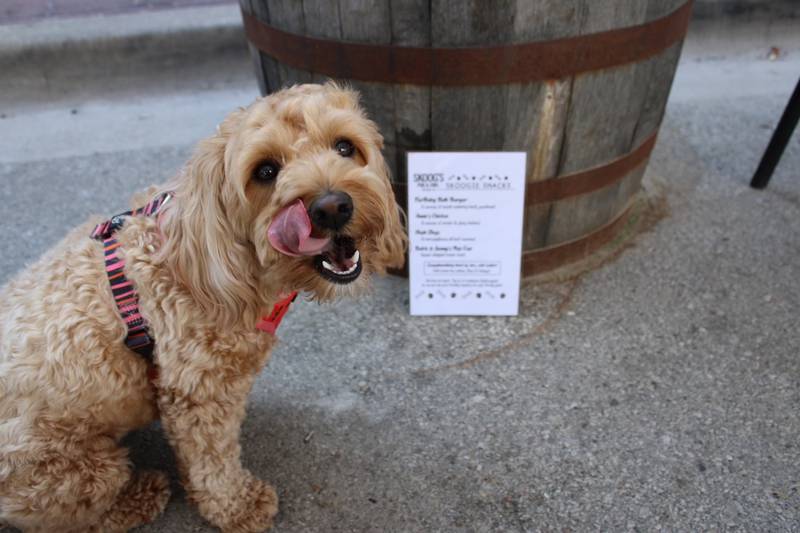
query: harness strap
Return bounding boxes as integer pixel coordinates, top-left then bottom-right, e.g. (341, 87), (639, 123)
(91, 194), (171, 240)
(92, 192), (298, 365)
(92, 193), (171, 360)
(101, 235), (155, 359)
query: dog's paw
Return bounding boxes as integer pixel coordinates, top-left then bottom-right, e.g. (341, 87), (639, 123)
(217, 474), (279, 533)
(131, 470), (172, 521)
(97, 469), (171, 532)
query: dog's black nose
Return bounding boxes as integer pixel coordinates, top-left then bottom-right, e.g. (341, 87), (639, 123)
(308, 191), (353, 231)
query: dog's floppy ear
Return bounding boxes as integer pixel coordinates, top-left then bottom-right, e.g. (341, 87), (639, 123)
(159, 109), (261, 327)
(372, 160), (408, 273)
(377, 198), (408, 272)
(354, 121), (407, 274)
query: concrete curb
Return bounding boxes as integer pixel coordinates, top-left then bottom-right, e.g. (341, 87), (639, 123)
(2, 1), (799, 109)
(0, 4), (253, 107)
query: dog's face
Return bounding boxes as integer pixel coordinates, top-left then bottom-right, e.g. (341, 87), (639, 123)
(168, 84), (406, 311)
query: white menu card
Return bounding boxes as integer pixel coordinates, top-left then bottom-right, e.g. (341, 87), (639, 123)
(407, 152), (527, 316)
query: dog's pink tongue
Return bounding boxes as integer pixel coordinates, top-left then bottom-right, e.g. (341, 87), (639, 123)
(268, 199), (330, 257)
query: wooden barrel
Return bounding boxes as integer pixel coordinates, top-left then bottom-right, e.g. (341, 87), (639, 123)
(239, 0), (692, 276)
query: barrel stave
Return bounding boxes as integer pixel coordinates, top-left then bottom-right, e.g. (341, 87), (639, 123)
(241, 0), (692, 275)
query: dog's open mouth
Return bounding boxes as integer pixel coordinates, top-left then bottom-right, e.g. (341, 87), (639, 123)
(267, 199), (363, 284)
(313, 235), (362, 284)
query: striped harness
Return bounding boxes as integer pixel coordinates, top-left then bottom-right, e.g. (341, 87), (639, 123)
(91, 194), (171, 359)
(91, 193), (298, 362)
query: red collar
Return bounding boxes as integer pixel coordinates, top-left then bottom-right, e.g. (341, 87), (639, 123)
(146, 291), (297, 385)
(256, 291), (298, 335)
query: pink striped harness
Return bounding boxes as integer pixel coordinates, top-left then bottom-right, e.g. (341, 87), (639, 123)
(91, 193), (298, 363)
(91, 194), (171, 359)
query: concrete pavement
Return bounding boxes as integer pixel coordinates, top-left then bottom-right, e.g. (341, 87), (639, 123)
(1, 6), (799, 532)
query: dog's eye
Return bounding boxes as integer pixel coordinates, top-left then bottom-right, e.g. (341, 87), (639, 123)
(253, 160), (281, 183)
(334, 139), (355, 158)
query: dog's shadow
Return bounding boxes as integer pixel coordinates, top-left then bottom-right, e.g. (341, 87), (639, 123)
(125, 397), (423, 532)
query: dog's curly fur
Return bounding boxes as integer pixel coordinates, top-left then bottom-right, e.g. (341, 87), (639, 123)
(0, 83), (406, 532)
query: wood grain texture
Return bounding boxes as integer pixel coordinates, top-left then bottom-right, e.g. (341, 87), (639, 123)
(513, 0), (580, 249)
(647, 0), (691, 20)
(430, 0), (513, 154)
(630, 42), (684, 147)
(541, 0), (681, 248)
(331, 0), (400, 183)
(336, 0), (397, 157)
(388, 0), (431, 184)
(244, 0), (690, 273)
(429, 0), (578, 166)
(266, 0), (313, 86)
(240, 0), (270, 94)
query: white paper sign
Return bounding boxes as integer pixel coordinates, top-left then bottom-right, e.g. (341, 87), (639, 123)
(407, 152), (527, 316)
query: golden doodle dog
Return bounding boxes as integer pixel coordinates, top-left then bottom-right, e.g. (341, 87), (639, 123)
(0, 83), (406, 532)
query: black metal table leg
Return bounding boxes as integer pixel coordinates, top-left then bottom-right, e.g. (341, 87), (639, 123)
(751, 77), (800, 190)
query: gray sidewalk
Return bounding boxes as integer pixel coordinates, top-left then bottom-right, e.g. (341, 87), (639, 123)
(1, 4), (799, 532)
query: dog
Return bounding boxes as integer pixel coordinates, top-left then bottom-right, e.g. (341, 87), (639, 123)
(0, 83), (406, 532)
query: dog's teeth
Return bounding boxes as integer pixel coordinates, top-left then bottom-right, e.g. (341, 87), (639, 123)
(322, 253), (360, 277)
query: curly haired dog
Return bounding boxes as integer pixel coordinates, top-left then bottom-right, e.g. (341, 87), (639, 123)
(0, 83), (406, 532)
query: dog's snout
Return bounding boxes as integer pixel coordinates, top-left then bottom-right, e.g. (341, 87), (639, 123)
(309, 191), (353, 231)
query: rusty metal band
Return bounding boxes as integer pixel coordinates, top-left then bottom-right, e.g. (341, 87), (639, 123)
(521, 201), (636, 277)
(242, 1), (692, 86)
(526, 132), (657, 205)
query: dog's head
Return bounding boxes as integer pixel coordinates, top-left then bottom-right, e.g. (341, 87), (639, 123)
(160, 83), (406, 325)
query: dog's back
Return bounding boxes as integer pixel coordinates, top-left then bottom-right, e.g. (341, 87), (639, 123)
(0, 222), (159, 529)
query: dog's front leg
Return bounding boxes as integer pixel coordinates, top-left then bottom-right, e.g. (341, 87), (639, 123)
(157, 359), (277, 533)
